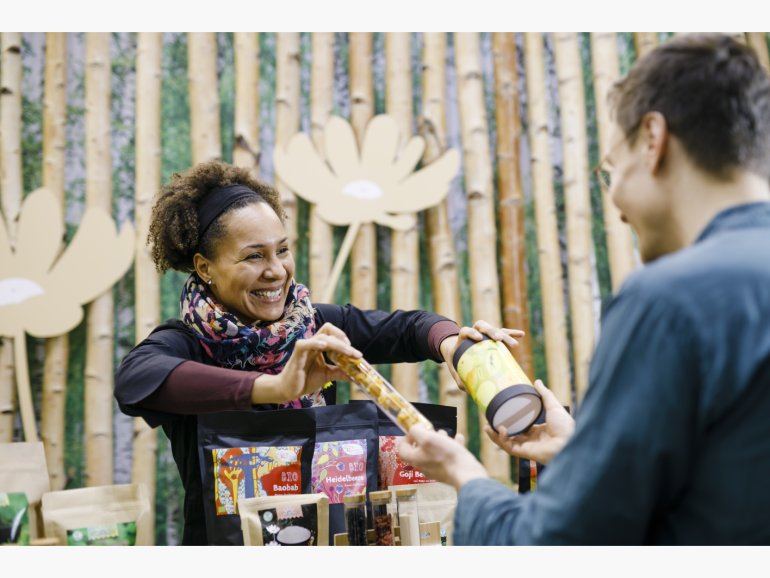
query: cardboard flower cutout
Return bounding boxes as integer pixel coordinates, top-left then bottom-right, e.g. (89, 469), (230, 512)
(0, 188), (135, 440)
(274, 114), (459, 301)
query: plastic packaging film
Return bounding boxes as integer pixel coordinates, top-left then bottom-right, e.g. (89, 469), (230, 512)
(327, 352), (434, 434)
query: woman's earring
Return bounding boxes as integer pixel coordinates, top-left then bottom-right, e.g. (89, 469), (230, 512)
(208, 279), (213, 286)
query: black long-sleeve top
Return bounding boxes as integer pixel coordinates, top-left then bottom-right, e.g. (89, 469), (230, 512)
(114, 303), (459, 545)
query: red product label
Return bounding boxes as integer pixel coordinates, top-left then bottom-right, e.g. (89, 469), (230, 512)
(259, 463), (302, 495)
(212, 446), (303, 515)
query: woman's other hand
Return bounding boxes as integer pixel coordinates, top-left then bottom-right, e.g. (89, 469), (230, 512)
(484, 379), (575, 465)
(251, 323), (360, 404)
(440, 319), (525, 391)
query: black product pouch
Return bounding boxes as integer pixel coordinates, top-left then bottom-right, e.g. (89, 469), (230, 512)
(309, 401), (379, 544)
(197, 408), (316, 545)
(372, 401), (457, 490)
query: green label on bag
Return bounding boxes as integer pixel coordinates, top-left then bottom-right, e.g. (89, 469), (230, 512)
(67, 521), (137, 546)
(0, 492), (30, 545)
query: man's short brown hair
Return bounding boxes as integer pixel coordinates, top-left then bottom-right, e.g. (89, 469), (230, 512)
(609, 33), (770, 180)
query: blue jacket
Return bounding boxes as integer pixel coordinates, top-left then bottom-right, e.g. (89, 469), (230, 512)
(454, 202), (770, 545)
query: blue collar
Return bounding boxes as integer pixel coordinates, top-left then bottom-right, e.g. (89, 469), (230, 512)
(695, 201), (770, 243)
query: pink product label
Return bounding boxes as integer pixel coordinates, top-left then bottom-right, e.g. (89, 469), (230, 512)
(310, 439), (367, 504)
(378, 436), (436, 488)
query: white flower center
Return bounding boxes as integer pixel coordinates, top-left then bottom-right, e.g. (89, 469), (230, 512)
(0, 277), (45, 306)
(342, 179), (384, 200)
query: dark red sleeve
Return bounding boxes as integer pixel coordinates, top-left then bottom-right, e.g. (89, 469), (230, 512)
(427, 320), (461, 360)
(138, 360), (259, 414)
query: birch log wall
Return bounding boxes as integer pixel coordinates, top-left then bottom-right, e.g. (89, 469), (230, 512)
(552, 33), (595, 405)
(747, 33), (770, 70)
(492, 32), (533, 378)
(454, 32), (509, 480)
(275, 33), (300, 250)
(590, 32), (637, 293)
(132, 31), (163, 545)
(233, 33), (260, 174)
(40, 32), (68, 490)
(387, 33), (421, 403)
(188, 33), (221, 164)
(308, 32), (334, 296)
(0, 33), (23, 443)
(523, 32), (572, 407)
(84, 32), (114, 487)
(634, 32), (659, 60)
(422, 32), (467, 440)
(348, 32), (376, 402)
(3, 32), (769, 540)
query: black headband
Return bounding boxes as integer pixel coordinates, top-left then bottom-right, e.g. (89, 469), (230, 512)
(197, 184), (259, 245)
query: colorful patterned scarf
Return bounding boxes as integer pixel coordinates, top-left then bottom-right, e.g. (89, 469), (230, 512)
(180, 274), (324, 409)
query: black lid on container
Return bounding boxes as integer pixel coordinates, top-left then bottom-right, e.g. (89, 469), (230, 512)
(451, 335), (493, 369)
(485, 384), (544, 436)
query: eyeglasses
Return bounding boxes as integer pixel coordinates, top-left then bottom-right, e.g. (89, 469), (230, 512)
(592, 130), (634, 194)
(593, 160), (612, 194)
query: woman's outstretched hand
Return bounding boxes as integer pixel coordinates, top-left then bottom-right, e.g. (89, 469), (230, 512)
(439, 319), (526, 392)
(251, 322), (361, 404)
(484, 379), (575, 465)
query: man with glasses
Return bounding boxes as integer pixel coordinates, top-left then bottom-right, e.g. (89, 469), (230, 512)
(398, 33), (770, 544)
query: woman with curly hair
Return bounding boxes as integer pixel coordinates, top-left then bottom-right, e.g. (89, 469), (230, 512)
(115, 160), (521, 545)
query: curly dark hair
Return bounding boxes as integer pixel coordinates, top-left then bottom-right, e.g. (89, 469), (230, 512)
(148, 160), (286, 273)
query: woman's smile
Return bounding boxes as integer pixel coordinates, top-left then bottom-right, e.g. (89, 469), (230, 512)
(250, 286), (284, 303)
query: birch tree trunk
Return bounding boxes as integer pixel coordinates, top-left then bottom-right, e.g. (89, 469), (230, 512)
(233, 33), (260, 174)
(422, 33), (467, 439)
(523, 33), (572, 406)
(0, 32), (23, 443)
(187, 33), (221, 163)
(492, 32), (533, 377)
(348, 33), (376, 401)
(308, 33), (334, 297)
(553, 33), (596, 406)
(275, 33), (300, 250)
(385, 33), (420, 402)
(84, 33), (114, 487)
(131, 32), (162, 544)
(590, 33), (637, 293)
(454, 32), (508, 480)
(746, 33), (770, 71)
(633, 32), (659, 60)
(40, 32), (68, 488)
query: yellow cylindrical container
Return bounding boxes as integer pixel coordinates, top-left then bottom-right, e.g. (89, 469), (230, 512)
(452, 337), (543, 436)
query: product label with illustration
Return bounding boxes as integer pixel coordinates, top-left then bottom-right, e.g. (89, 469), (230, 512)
(310, 439), (367, 503)
(259, 503), (319, 546)
(378, 436), (436, 488)
(66, 521), (137, 546)
(0, 492), (30, 545)
(456, 339), (530, 409)
(213, 446), (303, 516)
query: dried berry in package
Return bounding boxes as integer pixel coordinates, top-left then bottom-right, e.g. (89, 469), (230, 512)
(309, 401), (378, 544)
(364, 401), (456, 490)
